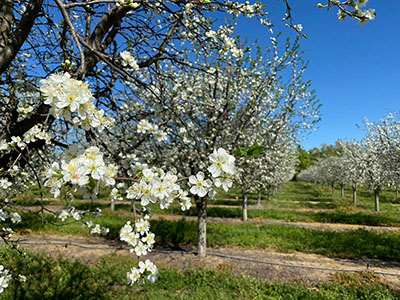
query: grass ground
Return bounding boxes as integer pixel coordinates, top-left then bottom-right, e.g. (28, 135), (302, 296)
(8, 210), (400, 261)
(16, 182), (400, 228)
(5, 180), (400, 298)
(0, 247), (398, 300)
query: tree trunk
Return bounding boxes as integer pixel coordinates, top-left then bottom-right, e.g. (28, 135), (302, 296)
(0, 0), (44, 75)
(352, 185), (357, 206)
(331, 184), (335, 195)
(374, 189), (380, 212)
(242, 189), (248, 221)
(110, 199), (115, 212)
(340, 184), (345, 199)
(273, 186), (277, 195)
(195, 196), (207, 257)
(267, 188), (271, 201)
(257, 189), (262, 206)
(396, 187), (399, 198)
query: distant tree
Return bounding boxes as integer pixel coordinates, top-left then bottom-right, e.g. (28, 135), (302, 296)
(362, 114), (400, 212)
(297, 146), (311, 172)
(339, 141), (366, 205)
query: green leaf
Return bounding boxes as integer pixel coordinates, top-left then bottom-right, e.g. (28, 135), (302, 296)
(247, 143), (264, 156)
(236, 147), (248, 157)
(236, 143), (264, 157)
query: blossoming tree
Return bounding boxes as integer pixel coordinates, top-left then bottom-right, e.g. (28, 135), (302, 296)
(339, 140), (367, 205)
(0, 0), (375, 291)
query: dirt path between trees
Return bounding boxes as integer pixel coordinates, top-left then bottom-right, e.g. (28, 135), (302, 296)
(7, 233), (400, 290)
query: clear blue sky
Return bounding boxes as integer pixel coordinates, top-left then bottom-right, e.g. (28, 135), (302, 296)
(237, 0), (399, 150)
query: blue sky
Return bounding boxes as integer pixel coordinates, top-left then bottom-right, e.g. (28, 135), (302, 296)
(237, 0), (399, 150)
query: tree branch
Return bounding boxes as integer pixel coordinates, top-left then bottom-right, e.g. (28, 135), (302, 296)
(0, 0), (43, 75)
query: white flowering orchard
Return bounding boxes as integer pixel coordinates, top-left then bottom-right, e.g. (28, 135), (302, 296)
(0, 0), (375, 294)
(298, 114), (400, 212)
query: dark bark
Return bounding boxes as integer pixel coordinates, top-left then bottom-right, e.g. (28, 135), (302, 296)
(76, 5), (131, 78)
(352, 185), (357, 206)
(0, 0), (43, 74)
(374, 189), (380, 212)
(0, 0), (14, 49)
(0, 104), (52, 170)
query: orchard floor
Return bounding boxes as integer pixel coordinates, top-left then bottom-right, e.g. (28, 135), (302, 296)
(22, 204), (400, 232)
(10, 181), (400, 298)
(11, 233), (400, 290)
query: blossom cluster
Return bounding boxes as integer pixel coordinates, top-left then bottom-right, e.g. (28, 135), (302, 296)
(0, 125), (50, 155)
(89, 223), (110, 236)
(0, 179), (12, 197)
(225, 1), (265, 18)
(120, 51), (140, 71)
(0, 165), (29, 203)
(0, 265), (11, 294)
(39, 73), (112, 131)
(189, 148), (235, 197)
(206, 26), (244, 59)
(318, 0), (375, 25)
(57, 206), (82, 221)
(120, 219), (155, 256)
(23, 124), (51, 145)
(127, 259), (158, 285)
(118, 147), (236, 285)
(56, 206), (108, 235)
(17, 103), (34, 115)
(0, 209), (21, 240)
(0, 210), (21, 224)
(44, 145), (118, 199)
(136, 120), (168, 143)
(116, 0), (141, 9)
(43, 146), (116, 236)
(120, 209), (158, 285)
(0, 131), (49, 152)
(126, 167), (191, 211)
(0, 126), (50, 163)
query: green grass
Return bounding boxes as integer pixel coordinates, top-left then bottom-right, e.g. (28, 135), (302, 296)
(16, 193), (400, 228)
(148, 204), (400, 227)
(11, 181), (400, 262)
(273, 181), (400, 208)
(10, 212), (400, 261)
(0, 246), (398, 300)
(214, 182), (400, 212)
